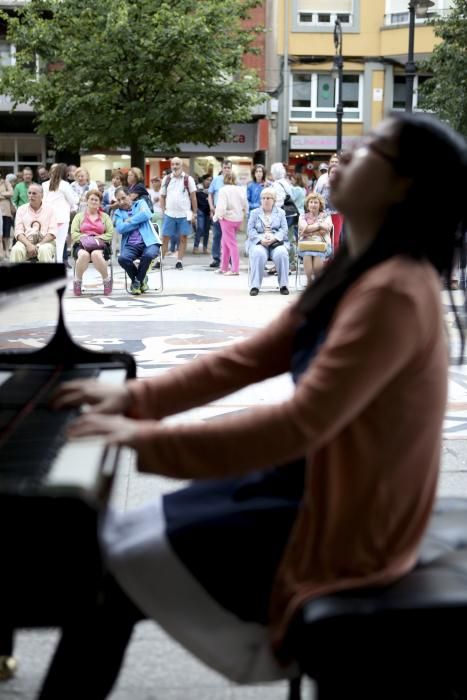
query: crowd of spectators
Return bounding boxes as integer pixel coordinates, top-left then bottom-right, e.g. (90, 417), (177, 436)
(0, 154), (350, 297)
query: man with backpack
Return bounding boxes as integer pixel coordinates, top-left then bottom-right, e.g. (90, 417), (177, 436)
(160, 157), (197, 270)
(270, 162), (300, 268)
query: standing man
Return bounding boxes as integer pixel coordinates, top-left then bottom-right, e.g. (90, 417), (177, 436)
(160, 157), (197, 270)
(37, 164), (50, 184)
(10, 183), (57, 262)
(314, 154), (339, 195)
(12, 167), (34, 209)
(208, 159), (232, 268)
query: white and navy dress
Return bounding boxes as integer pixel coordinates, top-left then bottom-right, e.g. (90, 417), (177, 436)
(101, 321), (319, 683)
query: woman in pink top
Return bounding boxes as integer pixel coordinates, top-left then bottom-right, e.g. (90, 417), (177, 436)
(12, 113), (466, 698)
(214, 172), (248, 275)
(42, 162), (78, 262)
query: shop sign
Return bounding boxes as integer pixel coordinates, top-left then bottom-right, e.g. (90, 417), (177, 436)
(290, 134), (360, 150)
(180, 124), (256, 154)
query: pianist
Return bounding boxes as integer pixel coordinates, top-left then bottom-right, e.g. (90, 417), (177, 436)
(39, 113), (467, 699)
(9, 184), (57, 263)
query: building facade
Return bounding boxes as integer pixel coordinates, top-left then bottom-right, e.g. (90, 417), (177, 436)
(272, 0), (453, 174)
(0, 0), (272, 183)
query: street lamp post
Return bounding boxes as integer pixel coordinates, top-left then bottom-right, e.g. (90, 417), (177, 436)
(405, 0), (434, 112)
(333, 18), (344, 152)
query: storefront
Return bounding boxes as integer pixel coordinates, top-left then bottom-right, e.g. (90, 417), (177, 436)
(288, 133), (361, 179)
(80, 121), (268, 186)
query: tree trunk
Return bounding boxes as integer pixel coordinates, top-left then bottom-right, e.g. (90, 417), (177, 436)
(130, 141), (145, 174)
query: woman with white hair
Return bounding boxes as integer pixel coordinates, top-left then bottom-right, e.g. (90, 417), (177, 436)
(270, 162), (299, 268)
(246, 187), (290, 296)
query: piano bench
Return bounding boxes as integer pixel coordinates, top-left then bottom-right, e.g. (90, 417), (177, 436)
(286, 497), (467, 700)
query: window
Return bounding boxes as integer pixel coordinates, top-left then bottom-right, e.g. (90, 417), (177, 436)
(0, 135), (46, 172)
(291, 72), (362, 121)
(391, 12), (409, 23)
(0, 41), (14, 68)
(296, 2), (354, 27)
(392, 74), (432, 110)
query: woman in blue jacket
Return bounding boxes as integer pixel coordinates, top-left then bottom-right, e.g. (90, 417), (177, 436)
(246, 164), (267, 213)
(246, 187), (290, 296)
(114, 184), (161, 295)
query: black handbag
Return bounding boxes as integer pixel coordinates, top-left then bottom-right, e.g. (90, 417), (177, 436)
(269, 239), (284, 249)
(279, 184), (299, 223)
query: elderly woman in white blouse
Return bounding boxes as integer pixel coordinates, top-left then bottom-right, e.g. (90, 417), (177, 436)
(246, 187), (289, 296)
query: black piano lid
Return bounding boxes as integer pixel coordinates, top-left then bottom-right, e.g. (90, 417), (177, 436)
(0, 261), (137, 378)
(0, 262), (66, 307)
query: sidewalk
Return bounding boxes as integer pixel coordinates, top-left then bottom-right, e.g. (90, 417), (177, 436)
(2, 249), (467, 699)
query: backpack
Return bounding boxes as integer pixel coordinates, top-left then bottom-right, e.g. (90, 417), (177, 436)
(163, 173), (190, 194)
(279, 183), (299, 224)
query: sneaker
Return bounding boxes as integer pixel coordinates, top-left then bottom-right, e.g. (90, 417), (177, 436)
(73, 280), (82, 296)
(280, 286), (290, 295)
(103, 278), (112, 296)
(192, 247), (200, 255)
(154, 261), (161, 270)
(130, 280), (141, 295)
(209, 260), (220, 268)
(249, 287), (259, 296)
(224, 271), (239, 276)
(175, 261), (183, 270)
(140, 275), (149, 293)
(203, 247), (209, 254)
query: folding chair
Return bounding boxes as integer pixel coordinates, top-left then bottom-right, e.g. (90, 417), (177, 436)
(124, 252), (164, 294)
(72, 247), (114, 295)
(295, 225), (334, 290)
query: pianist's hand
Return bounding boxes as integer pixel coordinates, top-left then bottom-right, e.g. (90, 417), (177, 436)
(66, 413), (139, 445)
(50, 380), (131, 415)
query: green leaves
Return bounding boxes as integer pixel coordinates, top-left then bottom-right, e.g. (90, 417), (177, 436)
(0, 0), (263, 159)
(419, 0), (467, 136)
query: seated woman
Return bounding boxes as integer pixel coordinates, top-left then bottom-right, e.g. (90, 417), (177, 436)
(71, 189), (114, 297)
(297, 192), (333, 284)
(247, 187), (290, 296)
(5, 113), (466, 700)
(114, 184), (161, 295)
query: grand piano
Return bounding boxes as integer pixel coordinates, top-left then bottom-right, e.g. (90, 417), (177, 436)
(0, 263), (136, 684)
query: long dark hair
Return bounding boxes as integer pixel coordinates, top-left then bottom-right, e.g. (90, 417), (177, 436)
(298, 113), (467, 358)
(48, 163), (68, 192)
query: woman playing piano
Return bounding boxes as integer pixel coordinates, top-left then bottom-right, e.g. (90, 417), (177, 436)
(7, 113), (467, 699)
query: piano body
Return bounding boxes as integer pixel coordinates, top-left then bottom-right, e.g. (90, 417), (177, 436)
(0, 263), (136, 680)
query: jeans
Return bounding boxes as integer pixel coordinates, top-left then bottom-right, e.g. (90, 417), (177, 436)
(118, 242), (160, 283)
(194, 210), (211, 249)
(211, 219), (222, 263)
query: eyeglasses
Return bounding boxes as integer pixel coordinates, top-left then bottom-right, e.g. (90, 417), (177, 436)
(262, 196), (275, 200)
(350, 137), (400, 169)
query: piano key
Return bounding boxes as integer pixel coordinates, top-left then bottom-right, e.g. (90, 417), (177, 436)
(45, 437), (112, 491)
(97, 368), (127, 385)
(0, 370), (13, 388)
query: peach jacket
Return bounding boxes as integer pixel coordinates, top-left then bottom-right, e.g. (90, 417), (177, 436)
(126, 256), (447, 656)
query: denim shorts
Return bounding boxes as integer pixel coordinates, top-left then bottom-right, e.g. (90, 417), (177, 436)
(162, 215), (192, 238)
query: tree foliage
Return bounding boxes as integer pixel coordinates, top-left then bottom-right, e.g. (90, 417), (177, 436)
(419, 0), (467, 135)
(0, 0), (264, 164)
